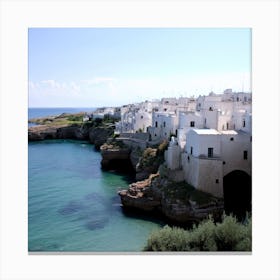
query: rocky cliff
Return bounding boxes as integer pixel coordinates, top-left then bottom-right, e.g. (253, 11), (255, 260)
(28, 123), (114, 150)
(88, 126), (114, 150)
(119, 174), (224, 224)
(100, 141), (134, 172)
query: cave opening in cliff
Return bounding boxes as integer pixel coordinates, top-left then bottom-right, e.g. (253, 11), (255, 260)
(223, 170), (252, 220)
(102, 159), (135, 174)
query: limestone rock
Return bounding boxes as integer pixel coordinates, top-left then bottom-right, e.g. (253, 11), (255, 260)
(100, 142), (133, 171)
(28, 125), (60, 141)
(89, 126), (114, 150)
(118, 175), (224, 224)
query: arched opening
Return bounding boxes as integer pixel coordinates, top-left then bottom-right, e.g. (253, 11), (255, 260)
(223, 170), (251, 219)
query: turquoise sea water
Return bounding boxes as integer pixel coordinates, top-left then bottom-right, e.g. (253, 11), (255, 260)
(28, 140), (163, 252)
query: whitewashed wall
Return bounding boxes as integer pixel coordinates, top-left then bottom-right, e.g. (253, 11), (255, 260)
(221, 131), (252, 176)
(185, 129), (221, 158)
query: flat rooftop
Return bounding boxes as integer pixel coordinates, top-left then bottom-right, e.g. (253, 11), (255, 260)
(192, 129), (221, 135)
(220, 130), (238, 135)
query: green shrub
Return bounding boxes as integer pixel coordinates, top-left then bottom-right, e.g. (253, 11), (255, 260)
(157, 140), (169, 156)
(188, 217), (217, 251)
(140, 148), (157, 168)
(66, 115), (83, 122)
(143, 214), (252, 252)
(215, 214), (250, 251)
(144, 225), (190, 251)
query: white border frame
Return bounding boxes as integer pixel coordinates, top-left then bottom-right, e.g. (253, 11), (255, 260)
(1, 0), (280, 279)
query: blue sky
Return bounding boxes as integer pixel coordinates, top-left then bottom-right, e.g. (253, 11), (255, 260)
(28, 28), (251, 107)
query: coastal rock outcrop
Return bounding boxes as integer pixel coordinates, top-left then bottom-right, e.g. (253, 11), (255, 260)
(119, 174), (224, 224)
(100, 142), (134, 172)
(28, 125), (63, 141)
(118, 174), (161, 211)
(57, 125), (89, 139)
(28, 122), (114, 148)
(88, 126), (114, 150)
(135, 144), (167, 181)
(28, 125), (89, 141)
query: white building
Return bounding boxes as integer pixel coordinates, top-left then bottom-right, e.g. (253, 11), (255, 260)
(148, 112), (178, 141)
(115, 89), (252, 200)
(179, 128), (251, 197)
(163, 89), (252, 199)
(115, 101), (154, 134)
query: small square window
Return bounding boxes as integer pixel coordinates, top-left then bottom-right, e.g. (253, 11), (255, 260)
(190, 121), (195, 127)
(230, 137), (234, 141)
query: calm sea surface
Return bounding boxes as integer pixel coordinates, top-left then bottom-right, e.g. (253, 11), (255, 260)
(28, 109), (163, 252)
(28, 107), (97, 119)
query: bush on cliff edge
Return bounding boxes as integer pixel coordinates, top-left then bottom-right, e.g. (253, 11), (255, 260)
(144, 214), (252, 251)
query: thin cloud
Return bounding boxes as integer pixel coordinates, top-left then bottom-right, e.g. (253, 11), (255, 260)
(41, 80), (61, 89)
(81, 77), (117, 85)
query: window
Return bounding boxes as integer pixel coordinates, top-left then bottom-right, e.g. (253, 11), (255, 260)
(230, 137), (234, 141)
(243, 120), (246, 127)
(209, 107), (213, 111)
(208, 148), (214, 158)
(155, 121), (158, 128)
(190, 121), (195, 127)
(226, 123), (229, 130)
(141, 115), (143, 119)
(163, 122), (166, 127)
(216, 179), (219, 184)
(244, 150), (248, 160)
(191, 147), (193, 155)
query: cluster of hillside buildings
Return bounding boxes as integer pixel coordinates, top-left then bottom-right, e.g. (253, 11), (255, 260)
(91, 89), (252, 198)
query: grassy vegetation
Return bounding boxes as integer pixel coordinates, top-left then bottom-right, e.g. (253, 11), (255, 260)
(139, 140), (169, 169)
(29, 112), (120, 128)
(29, 113), (84, 126)
(144, 214), (252, 251)
(157, 139), (169, 156)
